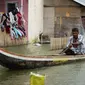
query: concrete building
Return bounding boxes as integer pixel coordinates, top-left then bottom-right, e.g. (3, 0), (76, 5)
(0, 0), (85, 46)
(28, 0), (85, 43)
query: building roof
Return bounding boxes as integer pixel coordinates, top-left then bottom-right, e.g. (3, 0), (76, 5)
(73, 0), (85, 6)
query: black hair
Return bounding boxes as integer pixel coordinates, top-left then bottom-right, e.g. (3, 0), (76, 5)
(72, 28), (79, 32)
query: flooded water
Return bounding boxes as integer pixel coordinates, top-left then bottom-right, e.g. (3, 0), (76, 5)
(0, 62), (85, 85)
(4, 44), (58, 56)
(0, 44), (85, 85)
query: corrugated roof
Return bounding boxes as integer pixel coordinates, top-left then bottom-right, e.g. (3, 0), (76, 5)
(74, 0), (85, 6)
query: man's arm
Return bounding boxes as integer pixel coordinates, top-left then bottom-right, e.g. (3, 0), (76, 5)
(77, 35), (84, 45)
(66, 37), (73, 48)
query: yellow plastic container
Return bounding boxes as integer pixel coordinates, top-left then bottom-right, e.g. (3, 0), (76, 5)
(30, 72), (45, 85)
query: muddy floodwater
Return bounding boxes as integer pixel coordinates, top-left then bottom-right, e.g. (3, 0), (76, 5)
(0, 44), (85, 85)
(0, 62), (85, 85)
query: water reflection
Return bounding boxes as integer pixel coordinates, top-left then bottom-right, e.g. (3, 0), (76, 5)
(0, 61), (85, 85)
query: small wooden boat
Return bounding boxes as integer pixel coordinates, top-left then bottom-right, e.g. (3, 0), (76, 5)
(0, 48), (85, 69)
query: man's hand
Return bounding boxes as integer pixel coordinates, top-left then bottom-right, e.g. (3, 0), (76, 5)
(68, 44), (73, 48)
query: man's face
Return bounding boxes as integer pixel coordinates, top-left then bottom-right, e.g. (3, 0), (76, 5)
(72, 31), (79, 39)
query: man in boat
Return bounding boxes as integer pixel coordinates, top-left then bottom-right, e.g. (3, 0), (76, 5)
(63, 28), (85, 55)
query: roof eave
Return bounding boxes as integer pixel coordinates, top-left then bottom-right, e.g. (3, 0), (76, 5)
(73, 0), (85, 6)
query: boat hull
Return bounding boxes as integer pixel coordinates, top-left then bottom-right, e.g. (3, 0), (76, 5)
(0, 52), (58, 69)
(0, 49), (85, 69)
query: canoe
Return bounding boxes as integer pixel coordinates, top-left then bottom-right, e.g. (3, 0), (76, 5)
(0, 48), (85, 69)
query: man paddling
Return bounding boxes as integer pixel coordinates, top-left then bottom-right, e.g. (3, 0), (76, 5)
(63, 28), (85, 55)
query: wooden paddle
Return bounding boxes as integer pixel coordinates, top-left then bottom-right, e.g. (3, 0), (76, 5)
(59, 47), (69, 54)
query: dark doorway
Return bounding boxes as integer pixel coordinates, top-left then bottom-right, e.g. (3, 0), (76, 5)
(7, 3), (17, 12)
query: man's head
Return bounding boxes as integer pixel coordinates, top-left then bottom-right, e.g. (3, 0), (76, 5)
(72, 28), (79, 39)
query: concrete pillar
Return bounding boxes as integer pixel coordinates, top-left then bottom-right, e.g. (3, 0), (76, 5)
(28, 0), (43, 43)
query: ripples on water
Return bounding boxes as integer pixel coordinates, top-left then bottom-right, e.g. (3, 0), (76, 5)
(0, 61), (85, 85)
